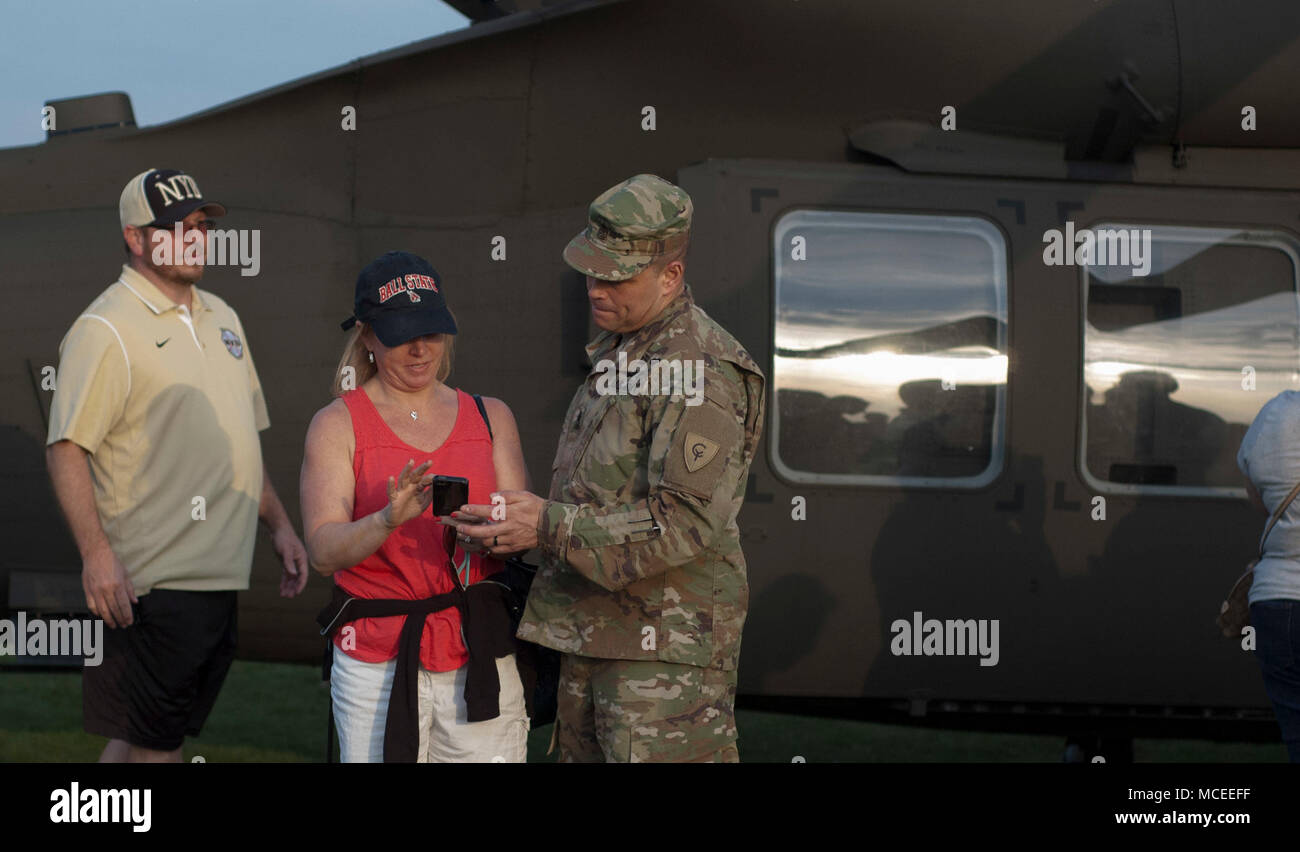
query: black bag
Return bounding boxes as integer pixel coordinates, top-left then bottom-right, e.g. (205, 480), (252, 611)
(473, 395), (561, 726)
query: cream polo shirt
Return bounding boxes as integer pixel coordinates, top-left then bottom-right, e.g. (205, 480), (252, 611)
(46, 265), (271, 593)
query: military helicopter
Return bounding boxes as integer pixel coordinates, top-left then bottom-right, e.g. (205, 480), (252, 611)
(5, 0), (1300, 760)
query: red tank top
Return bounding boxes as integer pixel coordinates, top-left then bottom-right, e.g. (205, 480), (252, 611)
(333, 386), (500, 671)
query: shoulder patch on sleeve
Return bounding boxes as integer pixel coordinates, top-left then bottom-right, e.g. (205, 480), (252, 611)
(662, 397), (742, 500)
(683, 432), (720, 472)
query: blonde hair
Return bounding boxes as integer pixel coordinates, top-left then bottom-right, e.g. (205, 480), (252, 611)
(330, 316), (456, 397)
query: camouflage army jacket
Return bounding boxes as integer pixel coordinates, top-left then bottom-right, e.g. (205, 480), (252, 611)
(517, 285), (765, 669)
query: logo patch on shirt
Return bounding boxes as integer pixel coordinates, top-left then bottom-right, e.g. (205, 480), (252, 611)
(684, 432), (720, 472)
(220, 328), (243, 359)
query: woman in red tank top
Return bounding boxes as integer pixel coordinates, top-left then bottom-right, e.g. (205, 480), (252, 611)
(300, 252), (532, 763)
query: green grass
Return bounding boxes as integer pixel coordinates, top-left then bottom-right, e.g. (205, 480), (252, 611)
(0, 661), (1287, 762)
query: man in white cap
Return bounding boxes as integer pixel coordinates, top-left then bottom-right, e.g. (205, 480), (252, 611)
(44, 168), (309, 763)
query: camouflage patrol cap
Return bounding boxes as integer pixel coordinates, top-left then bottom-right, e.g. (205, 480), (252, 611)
(563, 174), (692, 281)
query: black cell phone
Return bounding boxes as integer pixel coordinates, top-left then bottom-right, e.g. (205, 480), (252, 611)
(430, 475), (469, 518)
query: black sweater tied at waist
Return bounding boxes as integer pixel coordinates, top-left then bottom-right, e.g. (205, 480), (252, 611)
(316, 576), (520, 763)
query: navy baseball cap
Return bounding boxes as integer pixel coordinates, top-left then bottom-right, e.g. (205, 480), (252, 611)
(341, 251), (458, 346)
(119, 168), (226, 228)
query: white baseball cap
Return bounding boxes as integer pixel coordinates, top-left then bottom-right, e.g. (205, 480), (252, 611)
(119, 168), (226, 230)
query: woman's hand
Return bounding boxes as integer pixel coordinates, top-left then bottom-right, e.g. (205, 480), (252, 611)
(382, 459), (435, 529)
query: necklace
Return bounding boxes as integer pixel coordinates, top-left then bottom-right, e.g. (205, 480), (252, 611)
(374, 385), (428, 422)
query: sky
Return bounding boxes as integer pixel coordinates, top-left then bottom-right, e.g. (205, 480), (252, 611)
(0, 0), (468, 149)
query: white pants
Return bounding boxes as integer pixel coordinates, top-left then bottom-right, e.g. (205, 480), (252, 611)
(331, 647), (530, 763)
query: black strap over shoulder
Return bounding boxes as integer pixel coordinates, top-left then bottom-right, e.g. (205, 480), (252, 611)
(472, 393), (493, 441)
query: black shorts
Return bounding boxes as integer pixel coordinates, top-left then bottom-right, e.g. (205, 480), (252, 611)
(83, 589), (238, 752)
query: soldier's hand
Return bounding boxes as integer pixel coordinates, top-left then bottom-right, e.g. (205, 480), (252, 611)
(453, 490), (544, 555)
(82, 542), (137, 629)
(383, 459), (434, 529)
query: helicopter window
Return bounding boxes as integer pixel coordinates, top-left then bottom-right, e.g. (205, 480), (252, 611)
(1082, 224), (1300, 495)
(771, 209), (1008, 487)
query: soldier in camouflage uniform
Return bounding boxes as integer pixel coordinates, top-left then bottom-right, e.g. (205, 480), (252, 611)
(453, 174), (765, 762)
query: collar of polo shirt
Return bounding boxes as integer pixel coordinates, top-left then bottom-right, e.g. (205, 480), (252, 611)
(117, 264), (212, 314)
